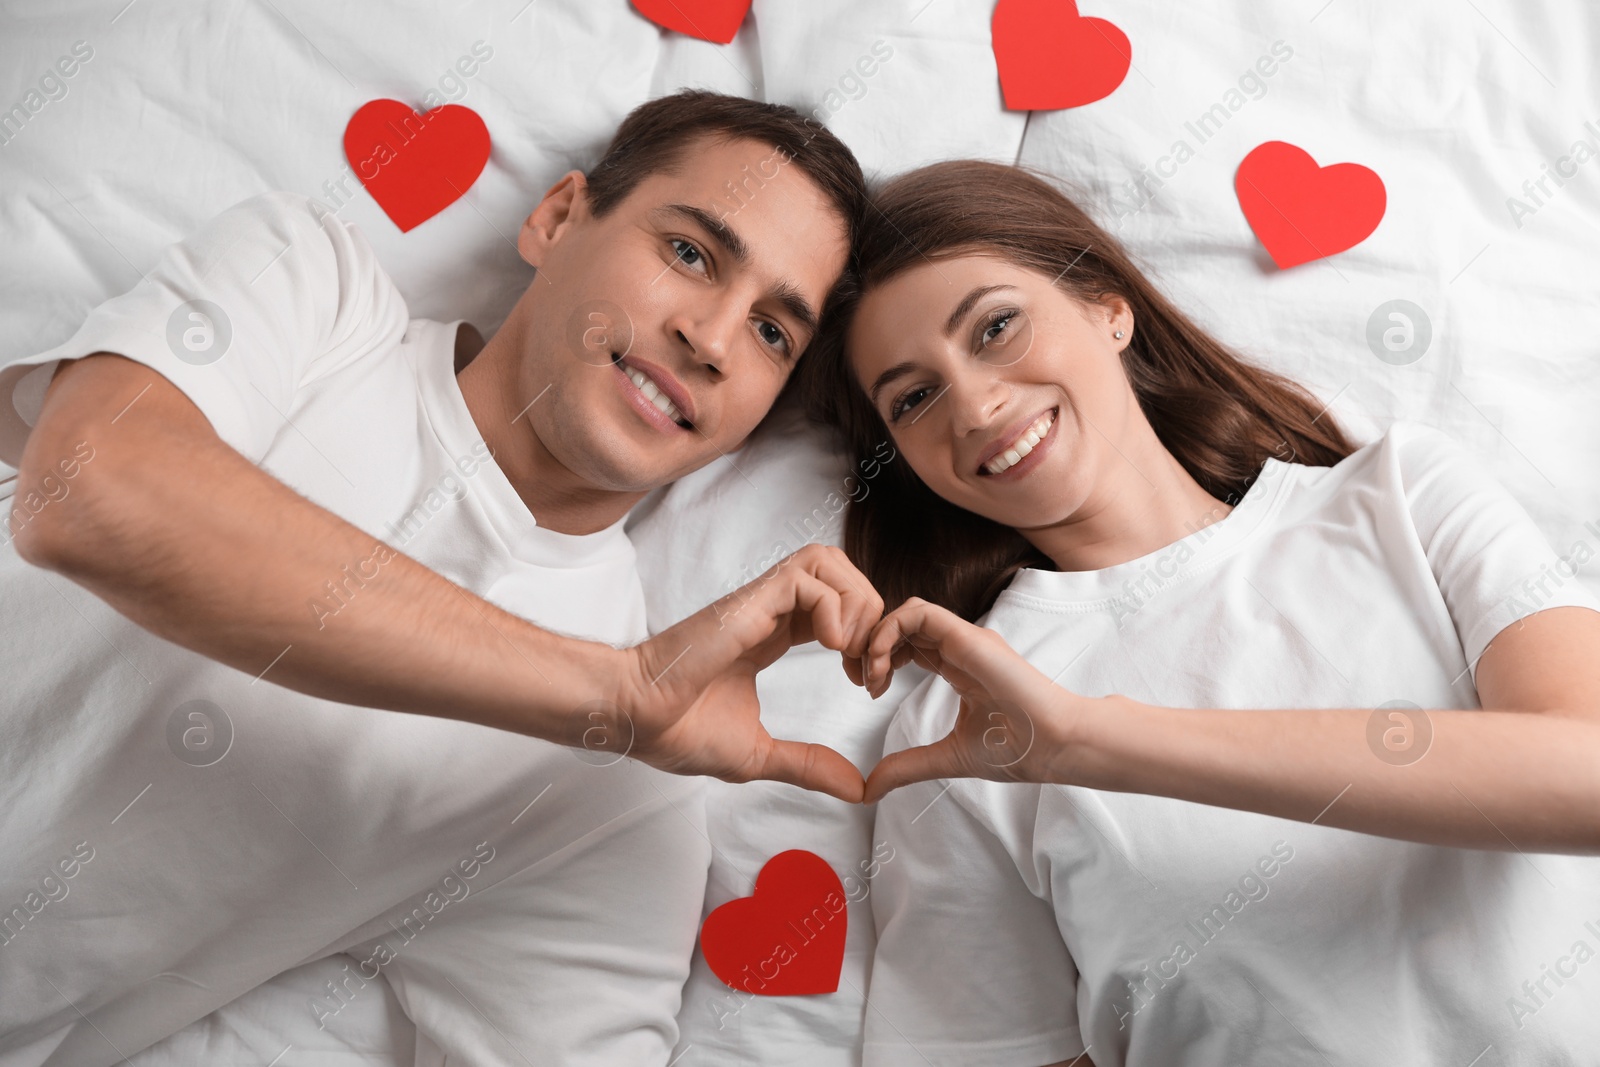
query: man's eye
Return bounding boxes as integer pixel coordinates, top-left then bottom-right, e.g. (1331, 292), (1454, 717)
(670, 239), (707, 273)
(757, 320), (790, 355)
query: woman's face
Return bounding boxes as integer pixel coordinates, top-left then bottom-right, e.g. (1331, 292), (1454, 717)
(848, 253), (1137, 532)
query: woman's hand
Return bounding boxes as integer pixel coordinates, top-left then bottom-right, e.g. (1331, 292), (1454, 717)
(610, 543), (884, 803)
(856, 596), (1099, 803)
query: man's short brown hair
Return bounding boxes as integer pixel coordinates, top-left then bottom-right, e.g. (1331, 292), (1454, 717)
(586, 90), (867, 248)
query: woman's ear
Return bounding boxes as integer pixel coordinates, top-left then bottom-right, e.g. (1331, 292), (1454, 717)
(517, 170), (590, 268)
(1091, 293), (1133, 345)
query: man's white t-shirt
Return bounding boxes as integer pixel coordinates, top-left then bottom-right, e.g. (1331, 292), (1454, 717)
(0, 192), (709, 1067)
(865, 424), (1600, 1067)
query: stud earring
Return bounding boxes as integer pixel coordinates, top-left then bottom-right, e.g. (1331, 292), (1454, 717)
(1114, 330), (1125, 339)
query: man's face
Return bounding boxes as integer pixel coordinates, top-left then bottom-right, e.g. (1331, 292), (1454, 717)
(514, 135), (850, 493)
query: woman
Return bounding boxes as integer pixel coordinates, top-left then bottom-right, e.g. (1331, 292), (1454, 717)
(802, 161), (1600, 1066)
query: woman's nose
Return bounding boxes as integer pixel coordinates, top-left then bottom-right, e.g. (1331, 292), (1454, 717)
(949, 371), (1009, 436)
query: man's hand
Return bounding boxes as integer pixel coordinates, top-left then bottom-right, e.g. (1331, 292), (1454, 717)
(614, 543), (884, 802)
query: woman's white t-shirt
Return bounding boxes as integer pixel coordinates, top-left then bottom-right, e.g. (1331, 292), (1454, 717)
(865, 424), (1600, 1067)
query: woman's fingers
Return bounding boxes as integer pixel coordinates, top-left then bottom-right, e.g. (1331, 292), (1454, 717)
(862, 735), (967, 804)
(864, 597), (982, 692)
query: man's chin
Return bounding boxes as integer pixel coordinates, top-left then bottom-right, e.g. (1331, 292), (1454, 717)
(563, 440), (698, 494)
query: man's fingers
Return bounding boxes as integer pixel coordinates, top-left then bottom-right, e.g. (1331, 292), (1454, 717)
(758, 739), (866, 803)
(789, 570), (846, 652)
(862, 736), (968, 805)
(636, 545), (882, 721)
(650, 558), (834, 700)
(811, 549), (883, 658)
(841, 650), (866, 688)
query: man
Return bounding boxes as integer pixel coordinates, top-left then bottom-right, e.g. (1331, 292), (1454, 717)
(0, 90), (879, 1067)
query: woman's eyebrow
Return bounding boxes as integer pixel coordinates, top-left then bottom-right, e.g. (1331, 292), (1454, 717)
(944, 284), (1015, 336)
(869, 360), (919, 404)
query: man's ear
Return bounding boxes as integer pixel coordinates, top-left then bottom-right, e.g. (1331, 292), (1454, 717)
(517, 170), (591, 268)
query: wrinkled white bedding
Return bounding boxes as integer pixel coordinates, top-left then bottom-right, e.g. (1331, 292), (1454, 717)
(4, 1), (1598, 1064)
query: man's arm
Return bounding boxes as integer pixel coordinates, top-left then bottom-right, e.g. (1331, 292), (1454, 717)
(10, 353), (880, 799)
(12, 351), (619, 737)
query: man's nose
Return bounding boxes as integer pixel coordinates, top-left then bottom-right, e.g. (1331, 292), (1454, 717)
(666, 296), (744, 374)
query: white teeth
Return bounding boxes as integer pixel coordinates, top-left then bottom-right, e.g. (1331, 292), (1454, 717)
(623, 365), (685, 424)
(984, 410), (1055, 475)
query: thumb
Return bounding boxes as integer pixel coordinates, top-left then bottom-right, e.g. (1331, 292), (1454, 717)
(757, 738), (866, 803)
(862, 736), (968, 805)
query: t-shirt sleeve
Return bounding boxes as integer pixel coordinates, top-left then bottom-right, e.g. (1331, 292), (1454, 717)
(1390, 422), (1600, 683)
(0, 191), (409, 469)
(865, 684), (1086, 1067)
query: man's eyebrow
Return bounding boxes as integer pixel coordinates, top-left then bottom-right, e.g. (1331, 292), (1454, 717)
(770, 280), (819, 339)
(944, 284), (1014, 337)
(659, 203), (749, 264)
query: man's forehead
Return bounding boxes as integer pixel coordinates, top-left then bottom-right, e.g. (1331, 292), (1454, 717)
(625, 135), (842, 236)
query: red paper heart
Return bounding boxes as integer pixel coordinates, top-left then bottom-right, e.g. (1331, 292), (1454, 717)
(992, 0), (1131, 111)
(343, 99), (491, 233)
(699, 850), (847, 996)
(631, 0), (751, 44)
(1234, 141), (1386, 269)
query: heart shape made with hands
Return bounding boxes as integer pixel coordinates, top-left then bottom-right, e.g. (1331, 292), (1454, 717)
(992, 0), (1132, 111)
(343, 99), (491, 233)
(1234, 140), (1387, 269)
(699, 849), (847, 996)
(631, 0), (751, 44)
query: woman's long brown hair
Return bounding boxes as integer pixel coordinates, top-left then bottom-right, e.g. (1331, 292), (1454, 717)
(800, 160), (1356, 622)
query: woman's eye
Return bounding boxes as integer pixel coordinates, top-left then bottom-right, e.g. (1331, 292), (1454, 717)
(890, 386), (931, 422)
(670, 238), (707, 274)
(981, 311), (1015, 347)
(756, 320), (790, 356)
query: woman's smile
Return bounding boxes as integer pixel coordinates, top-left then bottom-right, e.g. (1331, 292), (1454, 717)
(975, 405), (1058, 479)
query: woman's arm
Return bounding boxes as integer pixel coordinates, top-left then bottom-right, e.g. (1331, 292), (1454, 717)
(859, 600), (1600, 854)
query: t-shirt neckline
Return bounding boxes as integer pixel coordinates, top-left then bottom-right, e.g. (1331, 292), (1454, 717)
(414, 318), (634, 568)
(1000, 455), (1297, 608)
